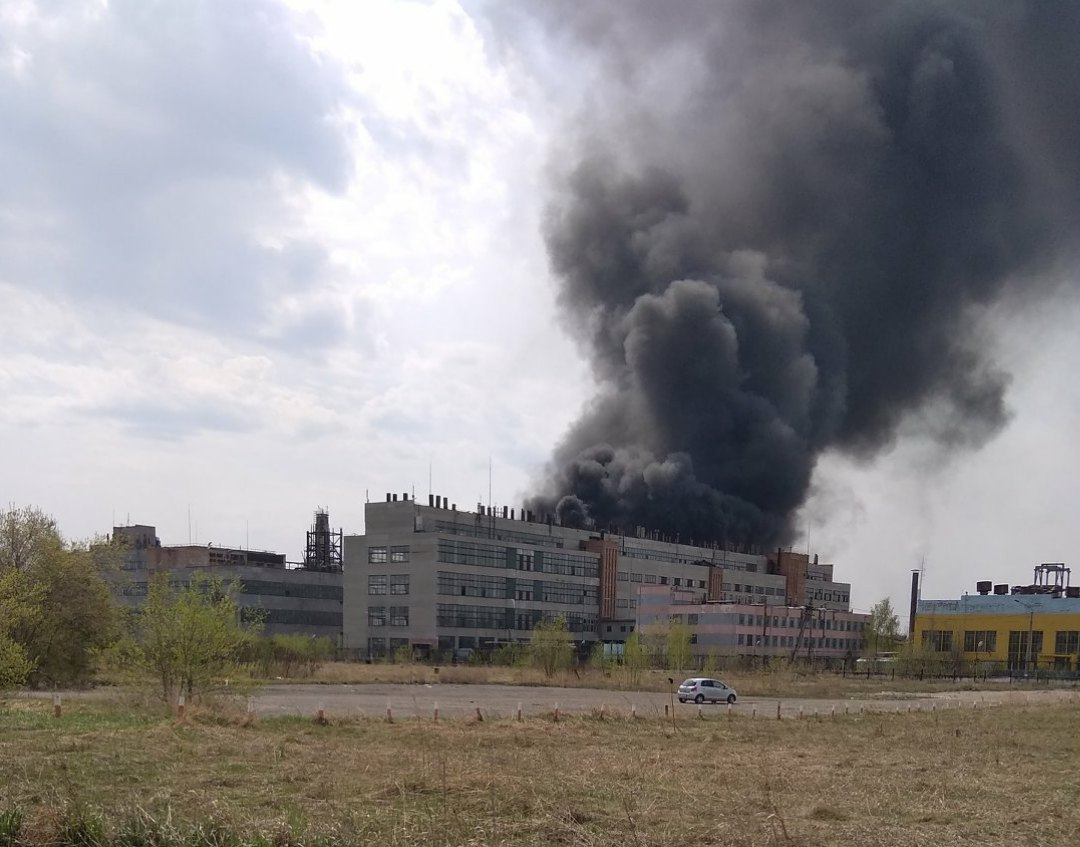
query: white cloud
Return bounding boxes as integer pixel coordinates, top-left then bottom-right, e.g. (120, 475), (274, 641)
(0, 0), (588, 559)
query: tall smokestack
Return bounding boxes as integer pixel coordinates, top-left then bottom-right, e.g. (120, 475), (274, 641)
(518, 1), (1080, 547)
(909, 570), (920, 639)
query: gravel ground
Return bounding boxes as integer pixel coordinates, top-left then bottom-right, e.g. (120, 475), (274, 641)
(249, 682), (1080, 719)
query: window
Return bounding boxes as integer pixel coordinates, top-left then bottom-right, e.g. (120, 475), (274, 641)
(368, 546), (387, 564)
(543, 551), (599, 578)
(922, 630), (952, 652)
(963, 630), (997, 653)
(673, 578), (682, 587)
(698, 580), (706, 589)
(542, 580), (597, 605)
(389, 606), (409, 627)
(367, 637), (387, 657)
(738, 634), (745, 646)
(368, 574), (388, 595)
(617, 571), (629, 582)
(437, 571), (505, 599)
(390, 574), (409, 595)
(1008, 630), (1043, 669)
(368, 606), (386, 627)
(437, 539), (506, 569)
(517, 551), (534, 571)
(390, 545), (410, 563)
(659, 576), (669, 585)
(1055, 631), (1080, 655)
(645, 574), (657, 584)
(630, 572), (643, 583)
(687, 614), (699, 625)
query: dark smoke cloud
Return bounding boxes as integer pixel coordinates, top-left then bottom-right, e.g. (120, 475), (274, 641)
(515, 1), (1080, 548)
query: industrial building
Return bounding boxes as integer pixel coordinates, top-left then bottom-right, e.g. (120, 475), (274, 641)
(914, 564), (1080, 672)
(343, 493), (863, 660)
(637, 586), (868, 663)
(111, 511), (344, 642)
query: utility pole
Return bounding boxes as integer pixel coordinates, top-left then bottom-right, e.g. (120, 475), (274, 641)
(1027, 608), (1035, 673)
(760, 600), (768, 668)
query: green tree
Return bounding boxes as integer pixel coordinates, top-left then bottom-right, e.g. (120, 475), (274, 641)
(0, 506), (120, 686)
(666, 620), (693, 671)
(866, 597), (901, 656)
(0, 569), (38, 689)
(529, 615), (572, 677)
(0, 505), (62, 572)
(131, 573), (258, 701)
(622, 631), (648, 687)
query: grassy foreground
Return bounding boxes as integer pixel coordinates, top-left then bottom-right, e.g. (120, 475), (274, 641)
(2, 695), (1079, 846)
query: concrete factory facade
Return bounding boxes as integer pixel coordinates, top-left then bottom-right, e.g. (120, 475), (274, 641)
(914, 564), (1080, 672)
(343, 494), (866, 660)
(111, 518), (344, 642)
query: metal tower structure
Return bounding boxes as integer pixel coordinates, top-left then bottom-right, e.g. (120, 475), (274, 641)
(304, 508), (343, 572)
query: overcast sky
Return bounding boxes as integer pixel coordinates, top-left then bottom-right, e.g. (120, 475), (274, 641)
(3, 0), (1078, 622)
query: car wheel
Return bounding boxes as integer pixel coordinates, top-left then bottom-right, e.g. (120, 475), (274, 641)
(727, 694), (736, 704)
(678, 698), (686, 703)
(694, 694), (705, 704)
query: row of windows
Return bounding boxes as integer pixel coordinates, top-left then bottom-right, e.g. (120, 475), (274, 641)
(430, 519), (564, 549)
(239, 608), (342, 627)
(622, 545), (750, 570)
(617, 572), (708, 589)
(368, 574), (410, 595)
(437, 539), (507, 569)
(367, 637), (410, 656)
(434, 603), (596, 633)
(738, 633), (862, 650)
(368, 545), (411, 564)
(368, 606), (410, 627)
(437, 571), (507, 599)
(542, 551), (599, 579)
(923, 629), (1080, 655)
(117, 579), (342, 601)
(738, 614), (865, 632)
(433, 572), (598, 605)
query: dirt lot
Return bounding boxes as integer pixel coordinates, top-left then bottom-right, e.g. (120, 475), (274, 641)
(251, 681), (1080, 718)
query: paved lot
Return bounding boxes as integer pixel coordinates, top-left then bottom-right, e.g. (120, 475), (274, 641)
(251, 682), (1080, 719)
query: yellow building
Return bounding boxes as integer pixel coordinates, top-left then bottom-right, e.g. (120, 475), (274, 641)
(914, 567), (1080, 672)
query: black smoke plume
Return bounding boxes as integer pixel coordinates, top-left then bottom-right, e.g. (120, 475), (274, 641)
(518, 1), (1080, 548)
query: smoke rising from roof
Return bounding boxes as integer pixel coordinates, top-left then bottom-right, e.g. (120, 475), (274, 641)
(522, 1), (1080, 547)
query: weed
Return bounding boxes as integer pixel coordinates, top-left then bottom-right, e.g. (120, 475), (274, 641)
(57, 806), (107, 847)
(0, 808), (23, 847)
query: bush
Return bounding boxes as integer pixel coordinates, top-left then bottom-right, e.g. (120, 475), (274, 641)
(529, 616), (572, 677)
(243, 634), (335, 679)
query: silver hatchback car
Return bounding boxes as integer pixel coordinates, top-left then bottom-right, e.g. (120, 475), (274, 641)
(677, 677), (737, 704)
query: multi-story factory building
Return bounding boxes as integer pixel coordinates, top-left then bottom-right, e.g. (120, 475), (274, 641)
(344, 494), (862, 659)
(111, 515), (344, 643)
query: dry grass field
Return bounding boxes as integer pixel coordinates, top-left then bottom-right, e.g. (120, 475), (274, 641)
(295, 660), (1052, 700)
(2, 693), (1079, 847)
